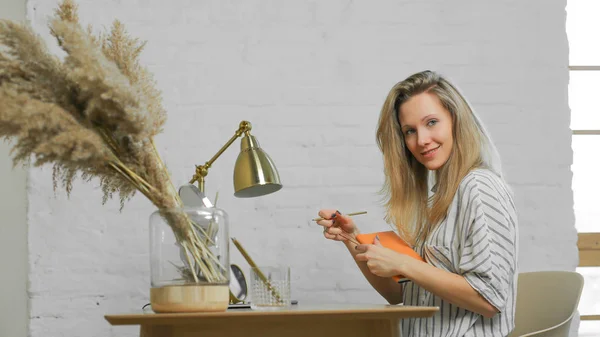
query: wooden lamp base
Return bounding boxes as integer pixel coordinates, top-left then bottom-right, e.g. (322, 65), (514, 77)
(150, 284), (229, 313)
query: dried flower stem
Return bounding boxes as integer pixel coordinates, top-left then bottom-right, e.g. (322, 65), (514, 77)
(0, 0), (227, 284)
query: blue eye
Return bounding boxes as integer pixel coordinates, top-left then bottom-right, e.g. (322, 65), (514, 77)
(427, 119), (438, 127)
(405, 129), (415, 136)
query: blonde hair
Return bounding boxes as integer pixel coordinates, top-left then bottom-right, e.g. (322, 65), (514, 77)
(376, 70), (504, 245)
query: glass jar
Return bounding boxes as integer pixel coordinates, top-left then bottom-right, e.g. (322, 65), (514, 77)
(149, 207), (230, 312)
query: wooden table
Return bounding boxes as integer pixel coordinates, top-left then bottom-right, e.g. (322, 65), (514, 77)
(105, 303), (439, 337)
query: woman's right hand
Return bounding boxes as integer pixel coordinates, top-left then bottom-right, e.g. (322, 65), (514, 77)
(316, 209), (359, 242)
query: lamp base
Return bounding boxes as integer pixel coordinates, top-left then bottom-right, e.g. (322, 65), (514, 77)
(150, 284), (229, 313)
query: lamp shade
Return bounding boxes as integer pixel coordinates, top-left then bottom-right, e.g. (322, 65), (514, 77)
(233, 134), (282, 198)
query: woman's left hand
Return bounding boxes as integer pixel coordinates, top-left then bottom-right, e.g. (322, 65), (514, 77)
(355, 236), (411, 278)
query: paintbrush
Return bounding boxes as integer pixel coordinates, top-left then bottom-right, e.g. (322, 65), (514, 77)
(311, 211), (367, 222)
(230, 237), (283, 303)
(312, 211), (366, 246)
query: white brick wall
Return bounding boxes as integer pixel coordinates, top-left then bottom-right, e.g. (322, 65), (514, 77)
(25, 0), (576, 336)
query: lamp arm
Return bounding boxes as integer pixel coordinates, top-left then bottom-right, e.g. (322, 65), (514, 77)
(190, 121), (253, 192)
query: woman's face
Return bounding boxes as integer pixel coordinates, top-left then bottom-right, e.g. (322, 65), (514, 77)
(398, 92), (453, 170)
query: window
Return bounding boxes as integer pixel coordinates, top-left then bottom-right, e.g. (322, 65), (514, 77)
(566, 0), (600, 335)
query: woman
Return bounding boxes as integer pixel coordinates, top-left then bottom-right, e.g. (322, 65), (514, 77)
(317, 70), (518, 337)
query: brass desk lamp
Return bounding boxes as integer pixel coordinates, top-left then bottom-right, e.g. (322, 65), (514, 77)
(189, 120), (282, 197)
(186, 120), (281, 306)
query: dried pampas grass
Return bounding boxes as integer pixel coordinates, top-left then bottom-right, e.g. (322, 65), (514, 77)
(0, 0), (226, 283)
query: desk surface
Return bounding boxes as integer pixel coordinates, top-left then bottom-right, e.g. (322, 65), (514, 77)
(105, 303), (439, 326)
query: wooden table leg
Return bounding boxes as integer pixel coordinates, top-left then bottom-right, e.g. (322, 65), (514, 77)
(369, 318), (401, 336)
(140, 324), (172, 337)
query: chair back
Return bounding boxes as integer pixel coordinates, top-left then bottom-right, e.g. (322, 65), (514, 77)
(509, 271), (584, 337)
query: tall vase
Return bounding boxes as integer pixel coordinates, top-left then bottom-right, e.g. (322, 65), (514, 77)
(149, 207), (230, 313)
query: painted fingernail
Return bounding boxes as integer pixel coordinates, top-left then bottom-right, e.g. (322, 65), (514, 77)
(336, 210), (342, 215)
(331, 213), (337, 218)
(355, 245), (358, 250)
(376, 235), (380, 240)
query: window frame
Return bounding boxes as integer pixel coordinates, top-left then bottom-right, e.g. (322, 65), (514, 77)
(570, 65), (600, 322)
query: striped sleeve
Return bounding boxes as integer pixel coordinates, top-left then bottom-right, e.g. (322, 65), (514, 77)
(456, 173), (517, 312)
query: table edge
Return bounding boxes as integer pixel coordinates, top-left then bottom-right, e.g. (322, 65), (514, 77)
(105, 305), (440, 326)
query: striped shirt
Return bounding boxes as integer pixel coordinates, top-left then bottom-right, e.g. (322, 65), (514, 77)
(401, 168), (519, 337)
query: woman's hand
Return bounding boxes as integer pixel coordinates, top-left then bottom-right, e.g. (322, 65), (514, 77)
(355, 236), (411, 278)
(316, 209), (359, 242)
